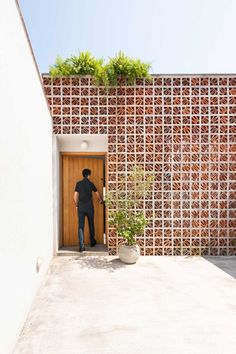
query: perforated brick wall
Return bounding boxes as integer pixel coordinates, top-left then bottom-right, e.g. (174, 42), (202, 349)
(43, 75), (236, 256)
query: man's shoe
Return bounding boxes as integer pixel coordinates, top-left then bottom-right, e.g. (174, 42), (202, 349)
(90, 239), (97, 247)
(79, 246), (85, 252)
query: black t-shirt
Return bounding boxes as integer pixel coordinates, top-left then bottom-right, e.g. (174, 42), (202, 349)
(74, 178), (97, 204)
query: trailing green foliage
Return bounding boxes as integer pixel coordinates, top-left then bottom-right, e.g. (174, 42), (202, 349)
(105, 166), (154, 246)
(49, 51), (104, 83)
(105, 51), (151, 85)
(49, 51), (152, 85)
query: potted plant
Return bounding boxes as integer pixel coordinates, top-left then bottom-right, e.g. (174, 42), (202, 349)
(105, 167), (153, 264)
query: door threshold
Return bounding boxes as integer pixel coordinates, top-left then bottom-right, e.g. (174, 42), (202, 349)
(57, 244), (109, 256)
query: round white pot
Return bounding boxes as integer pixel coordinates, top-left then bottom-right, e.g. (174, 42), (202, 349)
(118, 244), (140, 264)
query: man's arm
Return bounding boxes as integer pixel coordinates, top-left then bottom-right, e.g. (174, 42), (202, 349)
(92, 182), (103, 204)
(73, 191), (79, 207)
(95, 191), (103, 204)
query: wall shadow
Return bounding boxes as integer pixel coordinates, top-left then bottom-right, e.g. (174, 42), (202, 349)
(203, 256), (236, 279)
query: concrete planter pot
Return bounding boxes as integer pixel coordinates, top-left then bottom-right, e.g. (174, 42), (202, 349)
(118, 244), (140, 264)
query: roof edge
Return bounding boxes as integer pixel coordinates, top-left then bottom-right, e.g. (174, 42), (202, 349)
(41, 73), (236, 77)
(15, 0), (52, 119)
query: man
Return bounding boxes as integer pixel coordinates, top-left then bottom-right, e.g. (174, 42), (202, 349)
(74, 168), (103, 252)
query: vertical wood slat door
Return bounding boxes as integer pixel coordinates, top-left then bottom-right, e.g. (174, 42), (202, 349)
(62, 155), (104, 246)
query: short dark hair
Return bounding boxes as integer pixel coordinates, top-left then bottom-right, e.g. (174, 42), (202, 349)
(82, 168), (91, 178)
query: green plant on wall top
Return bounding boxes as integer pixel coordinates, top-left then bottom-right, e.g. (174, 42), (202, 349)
(105, 51), (151, 85)
(49, 51), (104, 83)
(105, 166), (154, 246)
(49, 51), (152, 85)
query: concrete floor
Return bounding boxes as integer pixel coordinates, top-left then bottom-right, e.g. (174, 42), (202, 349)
(57, 244), (108, 256)
(14, 256), (236, 354)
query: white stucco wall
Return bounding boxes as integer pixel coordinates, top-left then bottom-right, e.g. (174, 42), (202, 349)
(57, 134), (108, 152)
(52, 135), (60, 254)
(0, 1), (53, 353)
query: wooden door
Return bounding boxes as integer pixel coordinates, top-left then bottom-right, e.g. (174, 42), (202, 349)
(62, 154), (105, 246)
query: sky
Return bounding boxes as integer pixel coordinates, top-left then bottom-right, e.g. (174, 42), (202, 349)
(19, 0), (236, 74)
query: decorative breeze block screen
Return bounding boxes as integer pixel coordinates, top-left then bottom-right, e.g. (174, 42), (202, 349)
(43, 75), (236, 256)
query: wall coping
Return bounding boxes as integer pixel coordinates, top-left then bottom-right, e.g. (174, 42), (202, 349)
(42, 73), (236, 78)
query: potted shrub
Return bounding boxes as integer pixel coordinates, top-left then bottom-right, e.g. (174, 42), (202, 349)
(105, 167), (153, 264)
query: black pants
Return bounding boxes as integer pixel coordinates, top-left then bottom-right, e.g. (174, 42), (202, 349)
(77, 203), (95, 247)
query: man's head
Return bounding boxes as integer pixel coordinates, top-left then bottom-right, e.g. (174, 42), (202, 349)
(82, 168), (91, 178)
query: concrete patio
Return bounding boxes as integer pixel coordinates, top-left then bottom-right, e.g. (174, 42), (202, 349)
(14, 255), (236, 354)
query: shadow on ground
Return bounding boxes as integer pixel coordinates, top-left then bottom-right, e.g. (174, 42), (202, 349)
(71, 255), (130, 272)
(203, 256), (236, 279)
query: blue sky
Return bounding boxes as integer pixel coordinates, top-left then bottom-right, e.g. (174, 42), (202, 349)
(19, 0), (236, 74)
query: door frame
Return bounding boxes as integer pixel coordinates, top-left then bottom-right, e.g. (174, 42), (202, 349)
(59, 152), (108, 248)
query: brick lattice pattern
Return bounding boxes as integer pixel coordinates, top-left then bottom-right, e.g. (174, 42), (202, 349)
(43, 75), (236, 256)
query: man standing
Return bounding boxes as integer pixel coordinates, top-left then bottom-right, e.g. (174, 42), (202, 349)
(74, 168), (103, 252)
